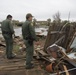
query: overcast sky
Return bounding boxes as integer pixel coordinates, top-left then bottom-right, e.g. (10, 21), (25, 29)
(0, 0), (76, 21)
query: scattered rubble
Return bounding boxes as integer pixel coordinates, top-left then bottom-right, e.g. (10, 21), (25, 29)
(0, 23), (76, 75)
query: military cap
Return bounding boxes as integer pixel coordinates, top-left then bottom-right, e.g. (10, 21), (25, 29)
(26, 13), (33, 19)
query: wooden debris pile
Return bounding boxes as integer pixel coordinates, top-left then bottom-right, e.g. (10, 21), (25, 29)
(44, 22), (76, 51)
(35, 23), (76, 75)
(0, 22), (76, 75)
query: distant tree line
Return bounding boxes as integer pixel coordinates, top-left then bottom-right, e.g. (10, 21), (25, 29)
(0, 12), (76, 27)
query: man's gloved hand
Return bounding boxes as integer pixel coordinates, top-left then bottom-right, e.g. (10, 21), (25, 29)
(12, 33), (15, 39)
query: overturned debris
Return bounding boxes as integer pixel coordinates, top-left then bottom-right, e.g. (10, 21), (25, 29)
(0, 41), (6, 47)
(0, 22), (76, 75)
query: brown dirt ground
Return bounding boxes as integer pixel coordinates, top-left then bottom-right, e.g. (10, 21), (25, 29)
(0, 38), (49, 75)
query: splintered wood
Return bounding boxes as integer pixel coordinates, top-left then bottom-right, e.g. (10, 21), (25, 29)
(44, 23), (76, 51)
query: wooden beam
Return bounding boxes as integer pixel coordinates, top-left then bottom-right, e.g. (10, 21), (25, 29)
(63, 65), (70, 75)
(0, 41), (6, 47)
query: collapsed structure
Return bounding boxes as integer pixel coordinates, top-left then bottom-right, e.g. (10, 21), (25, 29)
(37, 22), (76, 75)
(0, 22), (76, 75)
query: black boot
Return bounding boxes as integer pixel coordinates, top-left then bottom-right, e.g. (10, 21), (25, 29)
(26, 63), (34, 69)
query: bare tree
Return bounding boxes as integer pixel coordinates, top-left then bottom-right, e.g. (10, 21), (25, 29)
(47, 18), (51, 26)
(53, 12), (61, 24)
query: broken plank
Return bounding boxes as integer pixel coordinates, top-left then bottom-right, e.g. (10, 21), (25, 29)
(0, 64), (25, 71)
(0, 43), (6, 47)
(50, 31), (64, 34)
(38, 50), (48, 56)
(63, 65), (70, 75)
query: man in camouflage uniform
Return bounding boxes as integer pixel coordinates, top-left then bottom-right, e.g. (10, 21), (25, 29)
(1, 15), (15, 59)
(22, 13), (38, 69)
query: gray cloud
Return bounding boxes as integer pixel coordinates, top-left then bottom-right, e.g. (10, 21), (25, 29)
(0, 0), (76, 21)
